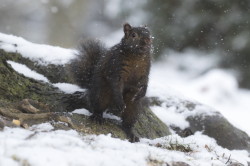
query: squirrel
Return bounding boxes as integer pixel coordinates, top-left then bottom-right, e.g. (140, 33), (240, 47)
(69, 23), (152, 142)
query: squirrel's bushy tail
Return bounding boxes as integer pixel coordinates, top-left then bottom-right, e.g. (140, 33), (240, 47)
(69, 40), (106, 89)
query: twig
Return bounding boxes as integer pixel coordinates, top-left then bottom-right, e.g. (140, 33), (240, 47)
(225, 154), (231, 164)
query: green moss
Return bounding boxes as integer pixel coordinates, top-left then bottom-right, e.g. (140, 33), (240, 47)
(69, 113), (127, 139)
(0, 49), (62, 105)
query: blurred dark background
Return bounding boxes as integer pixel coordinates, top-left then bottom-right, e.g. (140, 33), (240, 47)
(0, 0), (249, 88)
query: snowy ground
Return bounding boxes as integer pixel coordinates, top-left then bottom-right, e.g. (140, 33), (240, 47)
(1, 123), (249, 166)
(0, 33), (250, 165)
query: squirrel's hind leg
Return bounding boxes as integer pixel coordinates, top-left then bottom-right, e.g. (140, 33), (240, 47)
(121, 98), (141, 142)
(89, 87), (111, 124)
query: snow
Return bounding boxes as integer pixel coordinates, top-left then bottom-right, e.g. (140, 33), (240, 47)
(1, 33), (250, 165)
(72, 109), (122, 121)
(7, 61), (49, 82)
(72, 108), (92, 116)
(103, 112), (122, 121)
(0, 33), (76, 65)
(151, 105), (189, 130)
(53, 83), (85, 94)
(6, 60), (85, 94)
(0, 124), (249, 166)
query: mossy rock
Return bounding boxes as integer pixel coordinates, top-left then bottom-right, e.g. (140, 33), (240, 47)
(0, 49), (171, 140)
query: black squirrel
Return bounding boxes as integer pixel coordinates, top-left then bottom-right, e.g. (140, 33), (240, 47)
(69, 23), (152, 142)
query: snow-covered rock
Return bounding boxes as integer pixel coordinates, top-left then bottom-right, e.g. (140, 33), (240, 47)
(0, 32), (250, 165)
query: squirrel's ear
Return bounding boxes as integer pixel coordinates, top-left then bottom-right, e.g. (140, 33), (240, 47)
(123, 23), (132, 35)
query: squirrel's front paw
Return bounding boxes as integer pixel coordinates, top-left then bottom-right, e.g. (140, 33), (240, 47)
(90, 113), (104, 124)
(122, 126), (140, 143)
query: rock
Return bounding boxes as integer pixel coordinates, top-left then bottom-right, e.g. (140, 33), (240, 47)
(0, 118), (4, 130)
(134, 106), (171, 139)
(0, 48), (171, 140)
(187, 112), (250, 152)
(170, 126), (193, 137)
(151, 96), (250, 152)
(0, 47), (249, 149)
(0, 115), (18, 129)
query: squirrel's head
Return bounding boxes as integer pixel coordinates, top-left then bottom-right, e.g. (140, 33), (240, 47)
(122, 23), (152, 54)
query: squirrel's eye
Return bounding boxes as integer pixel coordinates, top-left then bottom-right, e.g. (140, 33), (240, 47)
(131, 32), (137, 38)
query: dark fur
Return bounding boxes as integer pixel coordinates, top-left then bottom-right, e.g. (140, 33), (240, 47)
(70, 40), (106, 89)
(70, 23), (152, 141)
